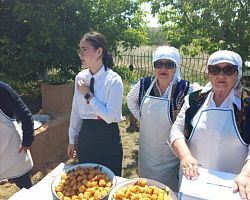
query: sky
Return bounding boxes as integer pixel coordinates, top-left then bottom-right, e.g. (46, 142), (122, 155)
(141, 2), (160, 27)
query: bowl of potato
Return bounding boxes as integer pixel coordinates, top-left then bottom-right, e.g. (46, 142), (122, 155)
(108, 178), (177, 200)
(51, 163), (116, 200)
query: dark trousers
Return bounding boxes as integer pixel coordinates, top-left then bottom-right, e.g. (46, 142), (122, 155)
(11, 171), (32, 189)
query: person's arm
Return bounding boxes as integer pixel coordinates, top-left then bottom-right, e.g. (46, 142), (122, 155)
(126, 81), (141, 120)
(170, 95), (199, 179)
(89, 77), (123, 124)
(68, 81), (82, 145)
(68, 105), (81, 158)
(4, 85), (34, 148)
(68, 81), (82, 158)
(170, 95), (189, 143)
(172, 139), (199, 180)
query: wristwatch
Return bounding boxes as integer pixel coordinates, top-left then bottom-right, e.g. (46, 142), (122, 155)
(84, 93), (91, 103)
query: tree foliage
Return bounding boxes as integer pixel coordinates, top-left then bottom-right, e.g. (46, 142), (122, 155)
(145, 0), (250, 63)
(0, 0), (148, 83)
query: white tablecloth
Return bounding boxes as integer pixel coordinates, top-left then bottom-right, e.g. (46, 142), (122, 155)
(9, 163), (126, 200)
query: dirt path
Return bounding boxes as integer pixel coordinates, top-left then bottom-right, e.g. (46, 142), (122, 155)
(0, 120), (139, 200)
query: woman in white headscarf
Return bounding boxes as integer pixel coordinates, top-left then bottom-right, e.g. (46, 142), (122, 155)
(170, 50), (250, 199)
(127, 46), (199, 192)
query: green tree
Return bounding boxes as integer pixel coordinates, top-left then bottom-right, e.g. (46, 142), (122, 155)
(145, 0), (250, 63)
(0, 0), (148, 83)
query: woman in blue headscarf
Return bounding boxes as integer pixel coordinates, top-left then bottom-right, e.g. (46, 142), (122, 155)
(170, 50), (250, 199)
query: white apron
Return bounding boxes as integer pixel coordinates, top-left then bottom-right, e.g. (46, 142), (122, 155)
(139, 78), (179, 192)
(188, 101), (248, 174)
(0, 109), (33, 181)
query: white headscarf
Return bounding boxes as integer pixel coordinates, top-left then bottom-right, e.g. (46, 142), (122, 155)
(207, 50), (242, 80)
(203, 50), (243, 108)
(152, 46), (181, 84)
(153, 46), (181, 100)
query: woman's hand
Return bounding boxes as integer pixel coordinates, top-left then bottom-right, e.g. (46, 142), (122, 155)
(18, 145), (30, 153)
(181, 153), (199, 180)
(77, 80), (91, 95)
(233, 174), (250, 200)
(172, 139), (199, 180)
(68, 144), (77, 159)
(233, 160), (250, 200)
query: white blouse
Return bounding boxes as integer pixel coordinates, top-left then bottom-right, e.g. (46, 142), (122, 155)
(68, 66), (124, 144)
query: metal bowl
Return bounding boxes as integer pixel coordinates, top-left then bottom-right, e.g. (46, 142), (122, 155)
(51, 163), (117, 200)
(108, 178), (177, 200)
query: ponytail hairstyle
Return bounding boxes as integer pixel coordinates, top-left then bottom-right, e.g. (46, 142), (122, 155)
(81, 31), (114, 69)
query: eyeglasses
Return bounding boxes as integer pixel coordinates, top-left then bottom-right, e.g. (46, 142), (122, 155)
(208, 64), (238, 76)
(154, 61), (176, 69)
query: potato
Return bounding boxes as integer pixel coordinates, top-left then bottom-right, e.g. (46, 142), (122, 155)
(83, 191), (92, 199)
(70, 179), (77, 187)
(95, 174), (106, 180)
(145, 187), (153, 195)
(114, 179), (170, 200)
(65, 191), (71, 197)
(106, 181), (112, 187)
(79, 185), (86, 193)
(104, 187), (111, 192)
(125, 190), (133, 199)
(77, 193), (84, 199)
(55, 166), (112, 200)
(130, 194), (139, 200)
(115, 190), (126, 199)
(88, 173), (95, 180)
(55, 185), (64, 192)
(77, 176), (84, 182)
(57, 191), (64, 199)
(71, 195), (78, 200)
(86, 187), (96, 194)
(98, 179), (106, 187)
(91, 181), (98, 187)
(100, 190), (108, 198)
(94, 190), (102, 200)
(137, 179), (147, 187)
(61, 174), (67, 180)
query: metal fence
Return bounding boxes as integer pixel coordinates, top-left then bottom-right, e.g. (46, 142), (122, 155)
(114, 51), (209, 84)
(114, 50), (250, 86)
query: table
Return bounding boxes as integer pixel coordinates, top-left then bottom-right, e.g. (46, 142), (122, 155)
(9, 163), (126, 200)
